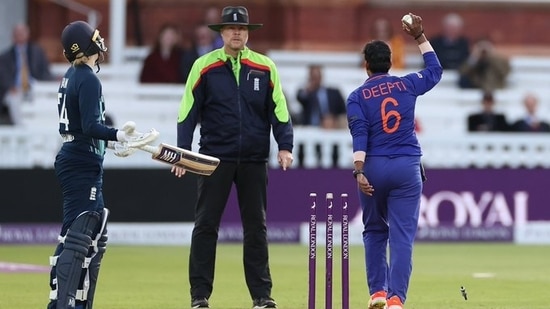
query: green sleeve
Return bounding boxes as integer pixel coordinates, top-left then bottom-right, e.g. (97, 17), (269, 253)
(268, 59), (290, 123)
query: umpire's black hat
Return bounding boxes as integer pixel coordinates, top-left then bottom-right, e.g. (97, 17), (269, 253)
(207, 6), (263, 32)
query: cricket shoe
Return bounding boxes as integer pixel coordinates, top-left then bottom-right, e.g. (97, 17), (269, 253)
(368, 290), (387, 309)
(387, 295), (404, 309)
(191, 297), (210, 308)
(252, 297), (277, 308)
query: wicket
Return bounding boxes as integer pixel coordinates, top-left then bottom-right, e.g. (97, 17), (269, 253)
(308, 192), (349, 309)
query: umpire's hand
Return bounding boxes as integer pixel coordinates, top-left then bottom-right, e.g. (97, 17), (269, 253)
(278, 150), (293, 171)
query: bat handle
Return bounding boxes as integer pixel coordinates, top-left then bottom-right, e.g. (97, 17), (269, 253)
(138, 144), (158, 155)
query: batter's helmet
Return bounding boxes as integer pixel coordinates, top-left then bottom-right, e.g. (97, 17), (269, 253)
(61, 21), (107, 62)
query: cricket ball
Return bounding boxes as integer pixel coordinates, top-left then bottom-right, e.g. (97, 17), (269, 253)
(402, 14), (413, 26)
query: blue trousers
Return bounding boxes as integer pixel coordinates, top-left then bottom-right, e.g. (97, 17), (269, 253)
(359, 155), (422, 304)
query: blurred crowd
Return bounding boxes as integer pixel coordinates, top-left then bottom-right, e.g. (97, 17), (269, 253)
(135, 10), (547, 137)
(0, 23), (53, 125)
(1, 9), (548, 136)
(138, 6), (223, 84)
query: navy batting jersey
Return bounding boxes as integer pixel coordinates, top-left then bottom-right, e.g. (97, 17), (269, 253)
(347, 52), (442, 156)
(57, 65), (117, 157)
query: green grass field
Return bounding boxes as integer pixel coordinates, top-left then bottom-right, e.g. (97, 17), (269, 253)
(1, 243), (548, 309)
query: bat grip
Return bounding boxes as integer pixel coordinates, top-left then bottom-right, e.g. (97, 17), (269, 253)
(139, 144), (158, 154)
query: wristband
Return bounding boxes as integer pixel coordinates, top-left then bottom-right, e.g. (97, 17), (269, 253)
(353, 170), (364, 179)
(414, 30), (424, 40)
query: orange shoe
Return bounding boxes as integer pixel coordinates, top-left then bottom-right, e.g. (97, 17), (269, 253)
(368, 291), (387, 309)
(387, 295), (404, 309)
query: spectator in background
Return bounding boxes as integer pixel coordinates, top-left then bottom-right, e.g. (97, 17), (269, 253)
(296, 64), (347, 168)
(203, 5), (224, 49)
(458, 39), (511, 92)
(510, 93), (550, 132)
(0, 22), (53, 125)
(296, 64), (347, 129)
(139, 23), (185, 84)
(430, 13), (470, 70)
(181, 24), (217, 82)
(467, 91), (509, 132)
(370, 17), (406, 69)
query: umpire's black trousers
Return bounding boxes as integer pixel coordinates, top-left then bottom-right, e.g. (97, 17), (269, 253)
(189, 161), (273, 300)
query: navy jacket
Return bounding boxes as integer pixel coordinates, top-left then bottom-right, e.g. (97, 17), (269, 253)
(177, 47), (293, 162)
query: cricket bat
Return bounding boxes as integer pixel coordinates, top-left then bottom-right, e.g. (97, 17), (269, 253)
(139, 143), (220, 176)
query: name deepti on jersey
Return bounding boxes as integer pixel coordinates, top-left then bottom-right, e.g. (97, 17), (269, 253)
(362, 80), (408, 99)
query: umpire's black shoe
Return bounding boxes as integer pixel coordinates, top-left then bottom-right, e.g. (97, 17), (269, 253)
(253, 297), (277, 308)
(191, 297), (210, 308)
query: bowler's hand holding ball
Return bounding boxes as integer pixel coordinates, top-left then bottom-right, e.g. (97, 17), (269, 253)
(402, 14), (413, 28)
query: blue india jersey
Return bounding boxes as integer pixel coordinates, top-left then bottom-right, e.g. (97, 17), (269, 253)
(347, 52), (442, 156)
(57, 65), (117, 157)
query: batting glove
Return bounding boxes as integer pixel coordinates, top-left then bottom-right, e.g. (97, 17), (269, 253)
(107, 141), (137, 157)
(116, 121), (160, 148)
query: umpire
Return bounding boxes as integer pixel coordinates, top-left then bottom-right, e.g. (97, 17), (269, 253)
(171, 6), (294, 309)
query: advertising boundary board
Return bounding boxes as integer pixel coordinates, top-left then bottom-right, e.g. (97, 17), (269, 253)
(1, 222), (549, 245)
(1, 168), (549, 243)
